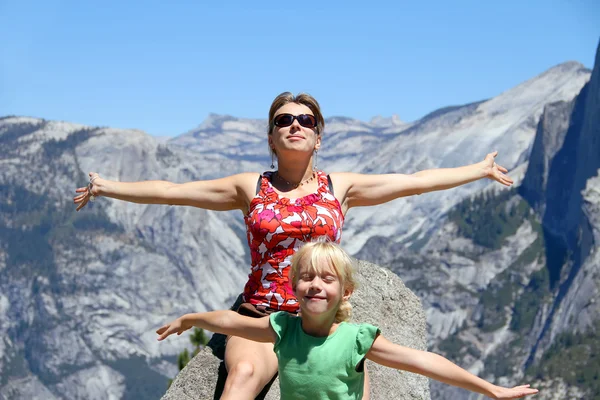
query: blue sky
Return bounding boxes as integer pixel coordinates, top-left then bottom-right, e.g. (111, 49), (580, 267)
(1, 0), (599, 137)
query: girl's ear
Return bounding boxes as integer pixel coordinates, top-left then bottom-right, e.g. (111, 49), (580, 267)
(343, 288), (353, 301)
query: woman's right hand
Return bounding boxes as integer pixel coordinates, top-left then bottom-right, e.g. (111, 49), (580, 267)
(73, 172), (101, 211)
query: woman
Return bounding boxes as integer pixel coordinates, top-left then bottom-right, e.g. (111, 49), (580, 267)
(74, 92), (513, 399)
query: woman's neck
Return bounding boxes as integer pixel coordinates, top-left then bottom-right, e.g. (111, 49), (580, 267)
(274, 170), (316, 190)
(276, 158), (315, 184)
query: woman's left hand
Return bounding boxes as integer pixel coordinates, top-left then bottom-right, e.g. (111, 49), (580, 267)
(482, 151), (513, 187)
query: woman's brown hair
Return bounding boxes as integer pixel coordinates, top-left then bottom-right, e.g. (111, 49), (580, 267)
(268, 92), (325, 138)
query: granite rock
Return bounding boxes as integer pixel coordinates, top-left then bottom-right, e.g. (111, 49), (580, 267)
(162, 260), (431, 400)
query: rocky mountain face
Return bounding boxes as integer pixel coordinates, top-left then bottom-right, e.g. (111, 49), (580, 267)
(0, 57), (594, 400)
(519, 99), (576, 215)
(0, 122), (255, 400)
(360, 43), (600, 399)
(525, 40), (600, 346)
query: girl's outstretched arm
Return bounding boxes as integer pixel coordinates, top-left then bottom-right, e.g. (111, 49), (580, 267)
(331, 151), (513, 212)
(366, 335), (538, 399)
(156, 310), (276, 344)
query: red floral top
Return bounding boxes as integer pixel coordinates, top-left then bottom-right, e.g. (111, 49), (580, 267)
(243, 171), (344, 312)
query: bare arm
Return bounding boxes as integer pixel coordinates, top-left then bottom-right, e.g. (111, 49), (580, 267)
(74, 172), (259, 212)
(331, 152), (513, 211)
(156, 310), (276, 344)
(366, 335), (538, 399)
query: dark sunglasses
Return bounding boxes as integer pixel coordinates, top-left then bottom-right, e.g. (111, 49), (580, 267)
(273, 113), (318, 129)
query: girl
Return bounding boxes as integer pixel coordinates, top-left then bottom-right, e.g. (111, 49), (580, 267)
(75, 92), (513, 398)
(156, 241), (537, 400)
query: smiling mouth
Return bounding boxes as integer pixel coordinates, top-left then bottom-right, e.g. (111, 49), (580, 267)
(305, 296), (326, 301)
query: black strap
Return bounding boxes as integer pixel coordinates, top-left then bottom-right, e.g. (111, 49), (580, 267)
(327, 174), (334, 196)
(255, 174), (262, 195)
(257, 173), (333, 195)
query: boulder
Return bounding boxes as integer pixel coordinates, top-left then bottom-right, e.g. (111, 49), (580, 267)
(162, 260), (431, 399)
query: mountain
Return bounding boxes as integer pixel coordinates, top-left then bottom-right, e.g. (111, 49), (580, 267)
(0, 120), (254, 399)
(0, 58), (593, 399)
(362, 44), (600, 399)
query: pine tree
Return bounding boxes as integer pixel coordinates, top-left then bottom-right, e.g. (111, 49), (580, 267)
(190, 327), (209, 355)
(168, 328), (209, 388)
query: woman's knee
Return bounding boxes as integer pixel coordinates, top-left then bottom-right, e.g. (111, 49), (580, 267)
(227, 360), (259, 384)
(224, 337), (277, 391)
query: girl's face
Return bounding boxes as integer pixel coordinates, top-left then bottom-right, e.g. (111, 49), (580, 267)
(269, 102), (321, 157)
(294, 259), (348, 318)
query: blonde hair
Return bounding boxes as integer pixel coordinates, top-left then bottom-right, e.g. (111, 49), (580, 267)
(267, 92), (325, 157)
(290, 240), (357, 323)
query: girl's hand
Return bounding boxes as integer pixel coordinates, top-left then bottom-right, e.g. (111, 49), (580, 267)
(492, 384), (539, 399)
(482, 151), (513, 187)
(156, 316), (193, 341)
(73, 172), (101, 211)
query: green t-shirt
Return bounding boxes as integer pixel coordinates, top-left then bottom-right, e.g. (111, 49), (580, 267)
(269, 312), (380, 400)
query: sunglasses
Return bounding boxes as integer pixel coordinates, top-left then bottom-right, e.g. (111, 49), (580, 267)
(273, 113), (318, 129)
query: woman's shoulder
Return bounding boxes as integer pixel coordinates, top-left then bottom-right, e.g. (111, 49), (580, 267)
(227, 172), (264, 210)
(223, 171), (263, 186)
(235, 172), (263, 180)
(235, 171), (263, 185)
(327, 171), (358, 182)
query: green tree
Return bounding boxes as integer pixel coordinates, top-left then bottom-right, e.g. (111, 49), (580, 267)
(177, 348), (190, 371)
(168, 328), (209, 388)
(190, 328), (209, 356)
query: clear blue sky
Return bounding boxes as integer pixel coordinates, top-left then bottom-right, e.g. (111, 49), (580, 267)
(1, 0), (599, 137)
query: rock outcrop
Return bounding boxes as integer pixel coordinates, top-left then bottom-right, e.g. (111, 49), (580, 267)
(542, 42), (600, 254)
(162, 260), (431, 400)
(519, 98), (575, 215)
(527, 40), (600, 362)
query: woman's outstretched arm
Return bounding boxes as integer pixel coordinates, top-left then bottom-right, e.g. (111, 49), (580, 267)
(331, 151), (513, 211)
(156, 310), (276, 344)
(73, 172), (259, 212)
(365, 335), (538, 399)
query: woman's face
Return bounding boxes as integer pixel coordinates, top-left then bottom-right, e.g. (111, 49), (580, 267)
(269, 102), (321, 158)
